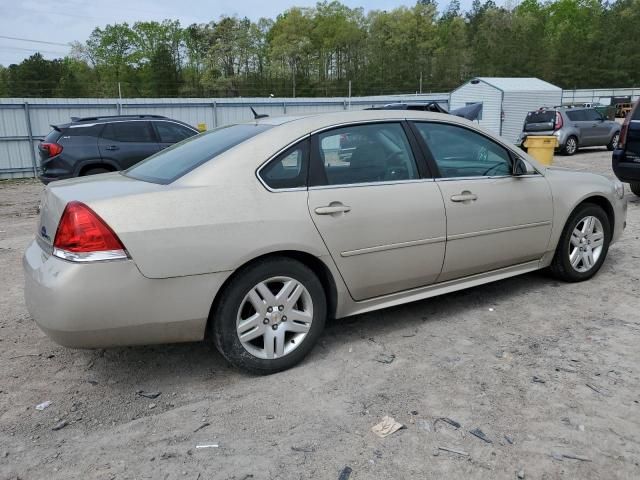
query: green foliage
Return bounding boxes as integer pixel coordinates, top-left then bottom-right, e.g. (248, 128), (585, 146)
(1, 0), (639, 98)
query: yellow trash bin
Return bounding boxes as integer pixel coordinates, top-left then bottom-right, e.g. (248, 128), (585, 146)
(197, 122), (207, 132)
(523, 136), (559, 166)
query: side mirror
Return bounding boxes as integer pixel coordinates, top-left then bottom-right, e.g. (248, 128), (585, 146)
(513, 157), (528, 176)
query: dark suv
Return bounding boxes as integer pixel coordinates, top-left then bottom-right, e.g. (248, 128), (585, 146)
(612, 100), (640, 196)
(38, 115), (199, 183)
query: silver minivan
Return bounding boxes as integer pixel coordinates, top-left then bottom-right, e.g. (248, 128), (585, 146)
(518, 107), (621, 155)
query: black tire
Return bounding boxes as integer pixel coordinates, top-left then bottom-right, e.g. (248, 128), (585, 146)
(562, 136), (578, 156)
(607, 132), (620, 151)
(549, 203), (611, 282)
(211, 257), (326, 375)
(630, 182), (640, 196)
(82, 167), (111, 176)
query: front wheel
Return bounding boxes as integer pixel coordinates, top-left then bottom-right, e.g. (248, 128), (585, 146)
(630, 182), (640, 196)
(211, 257), (326, 374)
(549, 204), (611, 282)
(607, 132), (620, 151)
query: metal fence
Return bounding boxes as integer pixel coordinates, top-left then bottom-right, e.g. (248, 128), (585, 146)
(0, 94), (448, 180)
(1, 87), (639, 180)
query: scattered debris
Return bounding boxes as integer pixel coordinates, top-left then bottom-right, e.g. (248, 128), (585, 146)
(562, 453), (592, 462)
(585, 383), (606, 395)
(555, 366), (577, 373)
(148, 403), (157, 410)
(432, 448), (440, 456)
(550, 452), (564, 461)
(436, 417), (461, 429)
(374, 353), (395, 364)
(371, 416), (405, 438)
(51, 420), (68, 431)
(35, 401), (51, 411)
(160, 452), (177, 459)
(469, 428), (492, 443)
(87, 379), (98, 386)
(291, 445), (316, 453)
(193, 422), (210, 433)
(416, 419), (432, 432)
(504, 435), (514, 445)
(532, 376), (546, 384)
(338, 466), (352, 480)
(195, 444), (219, 449)
(137, 390), (161, 399)
(410, 410), (418, 416)
(517, 469), (525, 479)
(488, 308), (495, 312)
(438, 446), (469, 456)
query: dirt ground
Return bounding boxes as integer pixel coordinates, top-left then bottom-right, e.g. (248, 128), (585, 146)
(1, 147), (639, 480)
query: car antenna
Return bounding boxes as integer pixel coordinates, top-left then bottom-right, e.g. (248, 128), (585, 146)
(250, 107), (269, 120)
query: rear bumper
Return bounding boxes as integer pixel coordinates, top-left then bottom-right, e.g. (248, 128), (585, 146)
(23, 239), (230, 348)
(612, 149), (640, 183)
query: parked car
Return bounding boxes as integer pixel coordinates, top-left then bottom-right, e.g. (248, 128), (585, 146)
(517, 107), (621, 155)
(24, 110), (627, 374)
(38, 114), (199, 184)
(612, 100), (640, 196)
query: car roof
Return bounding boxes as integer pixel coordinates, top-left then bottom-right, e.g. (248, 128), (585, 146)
(54, 115), (197, 131)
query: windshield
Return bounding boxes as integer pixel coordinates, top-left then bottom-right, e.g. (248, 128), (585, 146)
(125, 123), (272, 184)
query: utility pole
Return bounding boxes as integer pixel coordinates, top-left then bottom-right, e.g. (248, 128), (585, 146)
(118, 82), (122, 99)
(348, 80), (352, 110)
(419, 72), (423, 95)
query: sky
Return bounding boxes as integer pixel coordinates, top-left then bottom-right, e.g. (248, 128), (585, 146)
(0, 0), (486, 66)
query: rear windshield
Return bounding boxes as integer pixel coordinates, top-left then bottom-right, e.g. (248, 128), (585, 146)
(125, 123), (272, 184)
(525, 111), (555, 126)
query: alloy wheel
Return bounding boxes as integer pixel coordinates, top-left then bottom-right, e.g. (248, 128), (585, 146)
(236, 276), (313, 359)
(566, 137), (577, 154)
(611, 133), (619, 149)
(568, 216), (605, 273)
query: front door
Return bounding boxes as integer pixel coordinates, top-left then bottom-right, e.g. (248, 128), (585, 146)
(307, 122), (447, 301)
(411, 121), (553, 282)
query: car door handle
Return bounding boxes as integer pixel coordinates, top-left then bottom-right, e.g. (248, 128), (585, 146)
(314, 204), (351, 215)
(450, 192), (478, 203)
(105, 145), (119, 151)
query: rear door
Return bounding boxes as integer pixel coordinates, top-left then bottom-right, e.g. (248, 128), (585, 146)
(98, 121), (160, 170)
(307, 122), (447, 301)
(567, 109), (598, 146)
(411, 121), (553, 282)
(152, 121), (198, 150)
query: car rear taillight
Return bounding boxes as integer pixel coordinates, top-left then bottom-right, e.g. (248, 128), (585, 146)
(53, 201), (128, 262)
(554, 111), (563, 131)
(618, 101), (638, 150)
(40, 142), (63, 157)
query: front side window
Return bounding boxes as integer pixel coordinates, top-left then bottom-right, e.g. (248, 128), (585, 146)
(314, 123), (418, 186)
(126, 123), (272, 184)
(260, 140), (309, 189)
(155, 122), (196, 143)
(413, 122), (512, 178)
(566, 110), (586, 121)
(101, 121), (153, 143)
(583, 109), (603, 121)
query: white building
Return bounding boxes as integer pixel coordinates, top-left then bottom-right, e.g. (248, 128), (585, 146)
(449, 77), (562, 143)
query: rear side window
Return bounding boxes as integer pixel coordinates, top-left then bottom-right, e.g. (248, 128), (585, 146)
(154, 122), (196, 143)
(583, 109), (602, 121)
(64, 124), (104, 137)
(566, 110), (586, 121)
(101, 121), (154, 143)
(260, 140), (309, 190)
(126, 123), (272, 184)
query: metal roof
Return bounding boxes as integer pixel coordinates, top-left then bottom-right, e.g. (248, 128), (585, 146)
(471, 77), (561, 92)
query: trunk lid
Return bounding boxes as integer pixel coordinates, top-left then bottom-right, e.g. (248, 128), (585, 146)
(37, 172), (163, 251)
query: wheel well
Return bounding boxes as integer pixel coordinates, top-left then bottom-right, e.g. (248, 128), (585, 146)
(205, 250), (339, 338)
(577, 196), (615, 230)
(79, 163), (116, 176)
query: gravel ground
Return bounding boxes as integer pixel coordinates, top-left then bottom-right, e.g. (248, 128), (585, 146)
(1, 147), (639, 480)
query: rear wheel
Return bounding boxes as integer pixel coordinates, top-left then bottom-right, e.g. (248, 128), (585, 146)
(607, 132), (620, 151)
(211, 257), (326, 374)
(630, 182), (640, 196)
(549, 204), (611, 282)
(82, 167), (111, 176)
(562, 136), (578, 156)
